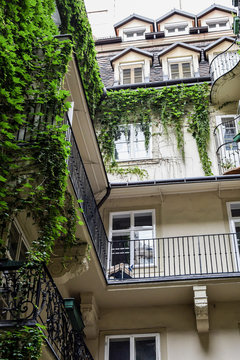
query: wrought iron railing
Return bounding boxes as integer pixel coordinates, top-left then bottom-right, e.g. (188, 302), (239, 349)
(16, 113), (109, 274)
(214, 119), (240, 174)
(210, 40), (240, 83)
(107, 233), (240, 281)
(0, 262), (93, 360)
(65, 115), (108, 273)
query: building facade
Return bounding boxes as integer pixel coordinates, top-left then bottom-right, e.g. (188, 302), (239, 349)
(1, 2), (240, 360)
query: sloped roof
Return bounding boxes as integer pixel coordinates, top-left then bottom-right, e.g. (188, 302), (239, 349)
(204, 36), (236, 52)
(158, 42), (201, 60)
(197, 4), (237, 18)
(110, 47), (153, 67)
(114, 13), (155, 33)
(156, 9), (195, 25)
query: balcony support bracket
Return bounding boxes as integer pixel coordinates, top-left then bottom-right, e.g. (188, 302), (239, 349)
(80, 293), (99, 339)
(193, 285), (209, 333)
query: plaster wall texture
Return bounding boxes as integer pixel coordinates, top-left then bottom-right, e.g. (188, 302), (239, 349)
(86, 302), (240, 360)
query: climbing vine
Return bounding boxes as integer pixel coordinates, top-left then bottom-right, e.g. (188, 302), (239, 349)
(0, 326), (44, 360)
(56, 0), (104, 116)
(0, 0), (100, 356)
(95, 83), (212, 176)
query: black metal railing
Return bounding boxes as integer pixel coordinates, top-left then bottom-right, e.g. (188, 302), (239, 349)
(214, 119), (240, 174)
(65, 115), (108, 273)
(0, 262), (93, 360)
(107, 233), (240, 281)
(15, 113), (109, 274)
(210, 41), (240, 83)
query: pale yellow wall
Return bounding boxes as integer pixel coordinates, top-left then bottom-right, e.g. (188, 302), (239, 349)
(86, 301), (240, 360)
(117, 19), (152, 39)
(112, 51), (152, 83)
(158, 14), (194, 32)
(199, 9), (233, 28)
(160, 47), (200, 78)
(103, 189), (240, 239)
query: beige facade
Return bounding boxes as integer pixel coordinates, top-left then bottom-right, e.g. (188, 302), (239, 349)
(2, 3), (240, 360)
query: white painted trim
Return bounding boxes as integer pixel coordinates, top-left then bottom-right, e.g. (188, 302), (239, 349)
(108, 209), (156, 269)
(105, 333), (161, 360)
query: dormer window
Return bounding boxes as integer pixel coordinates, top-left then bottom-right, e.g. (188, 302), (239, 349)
(123, 27), (146, 41)
(168, 57), (193, 79)
(206, 17), (230, 31)
(165, 22), (188, 36)
(119, 62), (144, 84)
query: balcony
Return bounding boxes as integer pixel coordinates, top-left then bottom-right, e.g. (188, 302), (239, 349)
(107, 233), (240, 283)
(16, 113), (109, 274)
(210, 43), (240, 104)
(0, 261), (93, 360)
(214, 118), (240, 175)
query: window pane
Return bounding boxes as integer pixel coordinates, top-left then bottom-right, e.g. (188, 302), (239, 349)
(170, 63), (179, 79)
(134, 213), (152, 227)
(182, 63), (191, 78)
(230, 204), (240, 218)
(8, 223), (20, 260)
(109, 339), (130, 360)
(222, 118), (238, 150)
(115, 142), (131, 160)
(219, 22), (227, 27)
(178, 26), (186, 32)
(135, 337), (156, 360)
(134, 126), (145, 141)
(209, 23), (216, 29)
(123, 69), (131, 84)
(167, 28), (175, 33)
(126, 32), (134, 38)
(113, 214), (131, 230)
(136, 30), (145, 36)
(112, 234), (130, 265)
(134, 68), (143, 83)
(135, 239), (154, 265)
(19, 241), (27, 261)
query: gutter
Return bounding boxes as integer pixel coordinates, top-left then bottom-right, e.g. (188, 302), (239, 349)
(106, 76), (211, 91)
(110, 174), (240, 188)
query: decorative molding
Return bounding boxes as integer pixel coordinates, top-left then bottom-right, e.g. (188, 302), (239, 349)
(81, 293), (99, 339)
(193, 285), (209, 333)
(48, 242), (89, 283)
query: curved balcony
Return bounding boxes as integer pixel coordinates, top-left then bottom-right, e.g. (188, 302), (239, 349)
(210, 41), (240, 105)
(214, 119), (240, 175)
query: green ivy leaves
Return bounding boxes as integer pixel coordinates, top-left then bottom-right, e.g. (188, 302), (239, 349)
(95, 84), (212, 176)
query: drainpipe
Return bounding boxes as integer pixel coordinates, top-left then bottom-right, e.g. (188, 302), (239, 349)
(97, 185), (111, 209)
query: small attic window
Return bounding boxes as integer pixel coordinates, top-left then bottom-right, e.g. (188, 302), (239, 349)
(123, 27), (146, 41)
(164, 22), (188, 36)
(206, 17), (230, 31)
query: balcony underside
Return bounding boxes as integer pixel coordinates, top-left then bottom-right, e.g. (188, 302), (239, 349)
(211, 60), (240, 105)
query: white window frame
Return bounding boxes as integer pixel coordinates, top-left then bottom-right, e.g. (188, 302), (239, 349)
(114, 123), (152, 161)
(108, 209), (156, 269)
(168, 56), (193, 79)
(7, 220), (29, 261)
(164, 21), (189, 36)
(226, 202), (240, 269)
(227, 202), (240, 234)
(123, 27), (146, 41)
(206, 17), (230, 32)
(215, 115), (239, 149)
(105, 333), (161, 360)
(119, 61), (145, 85)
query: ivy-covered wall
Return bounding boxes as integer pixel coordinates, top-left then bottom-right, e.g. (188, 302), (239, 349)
(94, 84), (212, 177)
(56, 0), (104, 117)
(0, 0), (103, 358)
